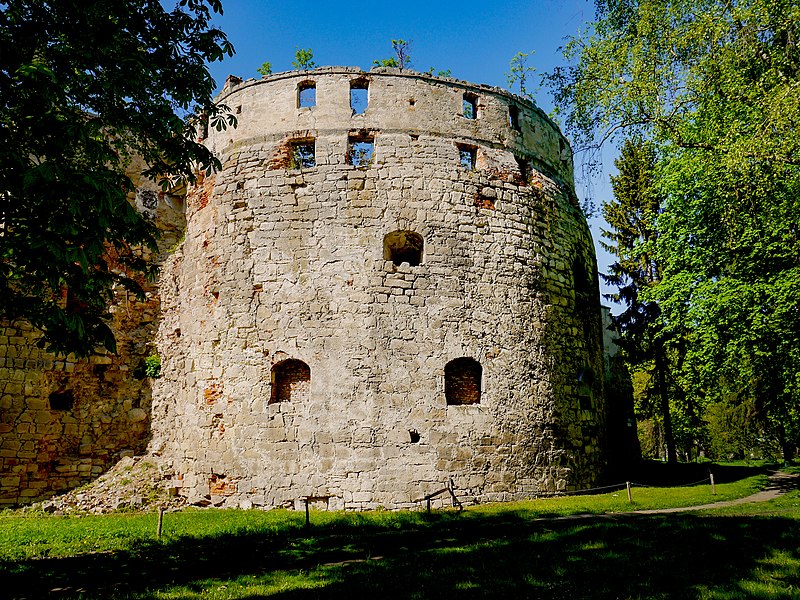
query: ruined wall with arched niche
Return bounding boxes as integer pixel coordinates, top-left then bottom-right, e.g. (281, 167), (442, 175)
(149, 67), (606, 510)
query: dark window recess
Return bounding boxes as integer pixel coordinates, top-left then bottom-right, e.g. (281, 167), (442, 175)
(270, 359), (311, 404)
(290, 141), (316, 169)
(445, 358), (482, 405)
(458, 144), (477, 170)
(49, 391), (74, 411)
(573, 258), (593, 297)
(509, 105), (521, 131)
(298, 82), (316, 108)
(350, 80), (369, 114)
(516, 156), (529, 184)
(463, 93), (478, 119)
(409, 429), (421, 443)
(384, 230), (424, 267)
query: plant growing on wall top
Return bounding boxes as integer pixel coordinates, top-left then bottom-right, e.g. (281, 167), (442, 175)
(257, 61), (272, 76)
(373, 39), (412, 70)
(506, 51), (537, 100)
(292, 48), (316, 70)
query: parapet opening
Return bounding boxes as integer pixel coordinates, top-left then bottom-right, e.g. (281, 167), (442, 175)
(347, 130), (374, 168)
(270, 359), (311, 404)
(350, 78), (369, 114)
(290, 139), (316, 169)
(49, 390), (74, 411)
(383, 230), (424, 267)
(516, 155), (529, 184)
(457, 143), (477, 170)
(509, 105), (521, 132)
(445, 358), (482, 405)
(298, 81), (316, 108)
(463, 92), (478, 119)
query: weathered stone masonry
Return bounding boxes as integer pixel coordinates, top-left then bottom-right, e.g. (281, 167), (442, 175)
(0, 67), (606, 509)
(150, 67), (606, 510)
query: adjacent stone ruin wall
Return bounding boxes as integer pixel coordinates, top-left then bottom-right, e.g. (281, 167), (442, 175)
(0, 182), (184, 507)
(150, 68), (605, 510)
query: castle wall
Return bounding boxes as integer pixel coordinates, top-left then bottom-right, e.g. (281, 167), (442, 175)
(0, 184), (184, 507)
(150, 68), (605, 510)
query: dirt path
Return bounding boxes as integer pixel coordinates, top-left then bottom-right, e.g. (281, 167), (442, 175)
(630, 469), (800, 515)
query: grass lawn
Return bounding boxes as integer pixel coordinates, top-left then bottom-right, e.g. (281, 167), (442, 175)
(1, 463), (798, 599)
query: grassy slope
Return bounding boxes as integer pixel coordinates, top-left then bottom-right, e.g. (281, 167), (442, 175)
(1, 467), (798, 599)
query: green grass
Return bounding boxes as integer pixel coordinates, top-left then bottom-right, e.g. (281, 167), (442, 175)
(1, 466), (797, 599)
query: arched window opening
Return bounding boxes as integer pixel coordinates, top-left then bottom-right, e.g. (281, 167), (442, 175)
(298, 81), (316, 108)
(445, 358), (482, 405)
(383, 230), (424, 267)
(270, 359), (311, 404)
(463, 92), (478, 119)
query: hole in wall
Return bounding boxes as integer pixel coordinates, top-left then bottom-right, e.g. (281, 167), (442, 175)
(457, 144), (477, 170)
(298, 81), (316, 108)
(463, 93), (478, 119)
(270, 359), (311, 404)
(49, 391), (74, 411)
(445, 358), (482, 405)
(350, 78), (369, 114)
(383, 230), (424, 267)
(409, 429), (421, 443)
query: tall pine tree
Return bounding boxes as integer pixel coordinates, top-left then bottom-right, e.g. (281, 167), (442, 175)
(602, 138), (677, 463)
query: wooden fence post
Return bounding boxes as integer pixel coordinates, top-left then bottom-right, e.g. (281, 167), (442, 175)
(626, 481), (633, 503)
(156, 507), (164, 539)
(710, 473), (716, 495)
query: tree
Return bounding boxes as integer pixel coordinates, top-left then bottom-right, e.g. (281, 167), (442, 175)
(506, 51), (537, 100)
(257, 61), (272, 77)
(602, 137), (678, 462)
(548, 0), (800, 459)
(0, 0), (235, 357)
(292, 48), (316, 70)
(374, 39), (412, 70)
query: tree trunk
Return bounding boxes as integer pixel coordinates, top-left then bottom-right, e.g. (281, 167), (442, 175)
(655, 342), (677, 463)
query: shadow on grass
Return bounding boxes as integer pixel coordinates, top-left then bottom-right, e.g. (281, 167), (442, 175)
(4, 505), (800, 599)
(622, 460), (773, 488)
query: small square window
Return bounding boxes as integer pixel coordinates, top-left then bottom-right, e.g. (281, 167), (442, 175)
(458, 144), (477, 170)
(350, 80), (369, 114)
(290, 141), (315, 169)
(347, 135), (374, 168)
(463, 93), (478, 119)
(298, 82), (316, 108)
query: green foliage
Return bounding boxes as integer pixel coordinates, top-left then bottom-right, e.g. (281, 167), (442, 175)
(256, 61), (272, 77)
(373, 39), (412, 70)
(0, 0), (235, 357)
(292, 48), (316, 70)
(425, 67), (452, 77)
(143, 352), (161, 378)
(549, 0), (800, 459)
(506, 51), (537, 99)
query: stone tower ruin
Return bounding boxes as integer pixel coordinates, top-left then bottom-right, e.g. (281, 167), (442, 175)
(149, 67), (606, 510)
(0, 67), (605, 509)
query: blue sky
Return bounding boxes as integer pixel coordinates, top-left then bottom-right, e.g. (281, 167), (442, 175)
(207, 0), (618, 306)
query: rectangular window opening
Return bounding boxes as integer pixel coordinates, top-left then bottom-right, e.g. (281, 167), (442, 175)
(516, 156), (529, 184)
(457, 144), (477, 170)
(298, 82), (316, 108)
(347, 132), (374, 168)
(463, 93), (478, 119)
(509, 105), (521, 132)
(290, 140), (316, 169)
(350, 80), (369, 115)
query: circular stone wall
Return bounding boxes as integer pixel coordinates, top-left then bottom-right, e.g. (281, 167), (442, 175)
(151, 67), (606, 510)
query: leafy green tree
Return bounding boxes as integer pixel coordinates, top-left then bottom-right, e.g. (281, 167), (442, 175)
(506, 51), (537, 100)
(0, 0), (235, 357)
(257, 61), (272, 76)
(374, 39), (412, 70)
(602, 137), (678, 462)
(548, 0), (800, 459)
(292, 48), (316, 70)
